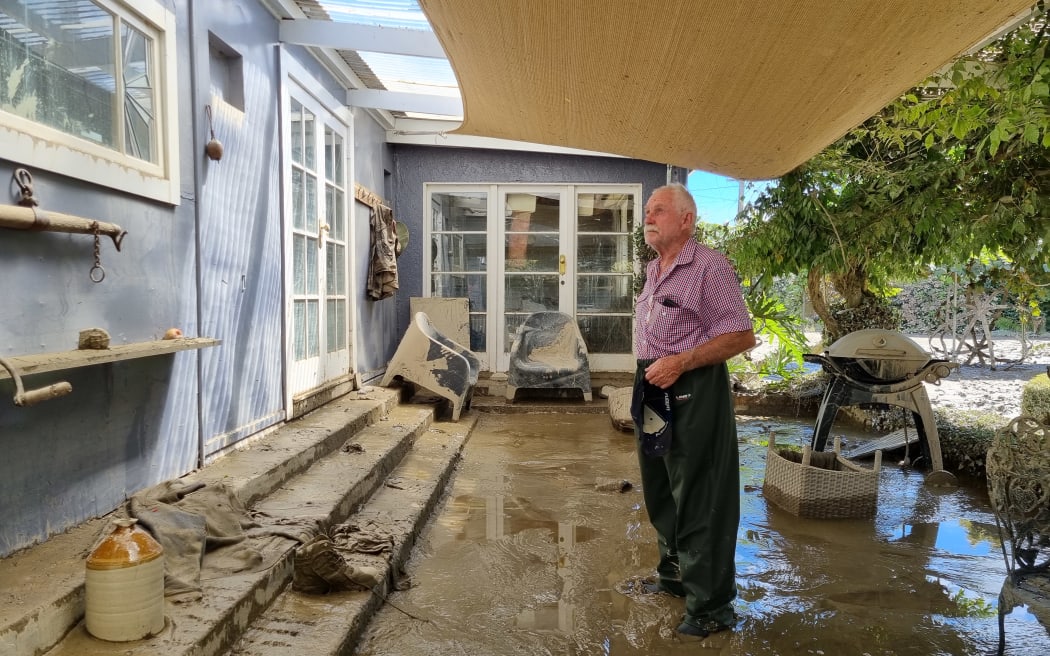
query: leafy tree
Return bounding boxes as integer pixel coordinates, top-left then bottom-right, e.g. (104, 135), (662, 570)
(728, 7), (1050, 343)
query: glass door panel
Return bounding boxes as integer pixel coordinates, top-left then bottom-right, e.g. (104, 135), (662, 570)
(502, 190), (564, 360)
(575, 191), (637, 368)
(323, 125), (348, 367)
(429, 190), (489, 353)
(291, 100), (320, 369)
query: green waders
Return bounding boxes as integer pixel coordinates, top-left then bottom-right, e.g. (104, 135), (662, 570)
(635, 360), (740, 628)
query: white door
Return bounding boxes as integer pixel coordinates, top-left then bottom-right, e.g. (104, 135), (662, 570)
(497, 188), (571, 371)
(426, 184), (639, 372)
(285, 87), (351, 402)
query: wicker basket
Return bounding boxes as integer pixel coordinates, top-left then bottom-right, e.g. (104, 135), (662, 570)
(763, 434), (882, 519)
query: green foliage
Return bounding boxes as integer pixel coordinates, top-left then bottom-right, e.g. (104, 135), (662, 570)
(947, 588), (996, 619)
(727, 8), (1050, 332)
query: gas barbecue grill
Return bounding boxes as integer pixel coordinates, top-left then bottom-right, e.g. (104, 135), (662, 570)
(803, 329), (957, 477)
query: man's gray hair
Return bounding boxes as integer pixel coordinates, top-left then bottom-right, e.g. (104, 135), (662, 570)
(653, 182), (697, 217)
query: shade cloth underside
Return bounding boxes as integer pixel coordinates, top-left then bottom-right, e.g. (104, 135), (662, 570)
(420, 0), (1032, 179)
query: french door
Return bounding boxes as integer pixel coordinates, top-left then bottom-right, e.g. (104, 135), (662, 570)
(427, 184), (639, 372)
(284, 84), (351, 404)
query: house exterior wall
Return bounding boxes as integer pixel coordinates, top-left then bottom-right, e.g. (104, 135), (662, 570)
(0, 0), (393, 557)
(389, 144), (684, 343)
(194, 1), (284, 455)
(352, 109), (399, 384)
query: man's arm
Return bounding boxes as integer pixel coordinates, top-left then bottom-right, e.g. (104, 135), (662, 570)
(644, 329), (756, 389)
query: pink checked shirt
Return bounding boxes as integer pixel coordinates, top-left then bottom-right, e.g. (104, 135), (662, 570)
(635, 240), (752, 360)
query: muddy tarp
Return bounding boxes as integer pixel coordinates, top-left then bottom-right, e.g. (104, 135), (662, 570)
(128, 482), (264, 601)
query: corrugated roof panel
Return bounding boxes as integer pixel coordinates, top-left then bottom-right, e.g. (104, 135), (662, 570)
(294, 0), (459, 104)
(355, 51), (457, 95)
(320, 0), (430, 30)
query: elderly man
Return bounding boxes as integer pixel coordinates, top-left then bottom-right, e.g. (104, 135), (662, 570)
(633, 183), (756, 637)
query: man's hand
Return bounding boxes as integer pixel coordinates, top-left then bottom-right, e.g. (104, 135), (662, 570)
(644, 329), (757, 389)
(644, 354), (686, 389)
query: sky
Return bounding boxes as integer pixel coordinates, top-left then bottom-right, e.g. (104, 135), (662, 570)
(686, 170), (771, 225)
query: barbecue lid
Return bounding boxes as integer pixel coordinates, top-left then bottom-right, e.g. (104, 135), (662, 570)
(825, 329), (930, 362)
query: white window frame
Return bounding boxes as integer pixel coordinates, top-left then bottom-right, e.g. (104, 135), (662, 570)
(0, 0), (180, 204)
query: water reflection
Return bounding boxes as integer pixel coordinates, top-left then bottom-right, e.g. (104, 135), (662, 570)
(447, 492), (593, 634)
(355, 414), (1050, 656)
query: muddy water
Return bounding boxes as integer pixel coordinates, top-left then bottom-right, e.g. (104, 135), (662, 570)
(355, 413), (1050, 655)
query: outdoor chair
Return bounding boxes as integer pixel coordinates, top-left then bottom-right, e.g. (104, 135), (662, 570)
(506, 311), (592, 402)
(986, 415), (1050, 654)
(380, 311), (480, 420)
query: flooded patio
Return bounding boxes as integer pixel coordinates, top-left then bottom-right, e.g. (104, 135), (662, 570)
(355, 412), (1050, 655)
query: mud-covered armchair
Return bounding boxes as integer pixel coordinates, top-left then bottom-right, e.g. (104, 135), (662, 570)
(506, 311), (592, 402)
(381, 311), (480, 420)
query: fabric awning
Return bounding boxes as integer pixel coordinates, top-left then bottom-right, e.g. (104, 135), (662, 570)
(420, 1), (1033, 179)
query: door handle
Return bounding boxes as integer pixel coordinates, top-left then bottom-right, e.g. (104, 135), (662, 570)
(559, 254), (566, 275)
(318, 223), (330, 247)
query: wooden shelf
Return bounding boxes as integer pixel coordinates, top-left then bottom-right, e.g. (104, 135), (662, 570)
(0, 338), (221, 380)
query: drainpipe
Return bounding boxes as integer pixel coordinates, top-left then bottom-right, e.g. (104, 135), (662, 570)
(188, 0), (206, 469)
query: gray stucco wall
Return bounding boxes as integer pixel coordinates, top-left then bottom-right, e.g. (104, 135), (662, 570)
(0, 0), (396, 557)
(389, 144), (683, 339)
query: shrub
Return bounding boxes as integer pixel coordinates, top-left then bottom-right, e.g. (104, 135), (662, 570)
(933, 408), (1006, 479)
(1021, 373), (1050, 424)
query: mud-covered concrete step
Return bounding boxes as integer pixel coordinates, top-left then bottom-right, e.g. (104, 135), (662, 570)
(35, 403), (433, 656)
(227, 416), (476, 656)
(1, 388), (399, 656)
(188, 387), (403, 507)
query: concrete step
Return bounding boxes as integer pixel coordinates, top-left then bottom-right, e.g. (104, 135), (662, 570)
(0, 386), (431, 656)
(227, 418), (475, 656)
(39, 401), (466, 656)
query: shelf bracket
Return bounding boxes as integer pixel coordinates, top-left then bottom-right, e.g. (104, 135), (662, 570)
(0, 356), (73, 407)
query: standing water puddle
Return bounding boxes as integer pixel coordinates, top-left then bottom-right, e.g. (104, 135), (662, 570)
(355, 413), (1050, 655)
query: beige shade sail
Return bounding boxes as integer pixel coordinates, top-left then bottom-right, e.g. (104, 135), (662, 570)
(419, 0), (1033, 180)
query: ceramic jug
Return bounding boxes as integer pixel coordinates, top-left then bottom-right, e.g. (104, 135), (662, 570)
(84, 517), (165, 641)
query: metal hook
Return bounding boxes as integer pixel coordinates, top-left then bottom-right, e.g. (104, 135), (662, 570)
(13, 168), (37, 207)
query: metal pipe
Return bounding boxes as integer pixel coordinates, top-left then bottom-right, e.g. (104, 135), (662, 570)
(0, 204), (127, 251)
(0, 356), (73, 407)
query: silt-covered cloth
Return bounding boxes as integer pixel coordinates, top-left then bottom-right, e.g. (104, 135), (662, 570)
(631, 377), (673, 457)
(367, 203), (399, 300)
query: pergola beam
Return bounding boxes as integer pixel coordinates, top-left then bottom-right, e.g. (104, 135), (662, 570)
(347, 89), (462, 116)
(279, 19), (445, 59)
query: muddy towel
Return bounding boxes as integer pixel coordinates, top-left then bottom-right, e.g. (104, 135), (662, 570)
(129, 481), (263, 601)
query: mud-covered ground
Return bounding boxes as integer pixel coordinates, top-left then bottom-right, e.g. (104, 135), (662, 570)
(355, 412), (1050, 656)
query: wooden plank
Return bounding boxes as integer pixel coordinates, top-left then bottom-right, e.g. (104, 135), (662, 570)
(842, 427), (918, 459)
(0, 338), (221, 380)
